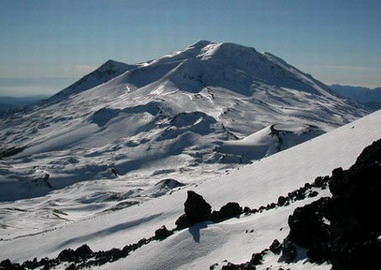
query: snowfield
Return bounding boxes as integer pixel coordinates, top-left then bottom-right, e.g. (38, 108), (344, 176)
(0, 40), (378, 269)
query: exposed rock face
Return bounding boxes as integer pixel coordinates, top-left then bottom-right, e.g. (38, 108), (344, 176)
(282, 138), (381, 269)
(184, 191), (212, 223)
(288, 197), (330, 249)
(58, 244), (93, 262)
(154, 225), (173, 240)
(211, 202), (242, 223)
(269, 239), (282, 254)
(327, 139), (381, 270)
(175, 191), (245, 230)
(175, 191), (212, 229)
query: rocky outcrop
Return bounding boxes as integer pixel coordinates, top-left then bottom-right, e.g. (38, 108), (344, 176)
(175, 191), (212, 229)
(211, 202), (242, 223)
(216, 139), (381, 270)
(281, 138), (381, 269)
(57, 244), (93, 262)
(1, 237), (154, 270)
(175, 191), (245, 230)
(154, 225), (173, 240)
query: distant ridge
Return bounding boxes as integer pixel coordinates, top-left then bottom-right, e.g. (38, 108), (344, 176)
(48, 60), (135, 102)
(330, 84), (381, 109)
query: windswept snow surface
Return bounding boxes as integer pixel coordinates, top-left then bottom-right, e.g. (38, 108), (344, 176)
(0, 109), (380, 269)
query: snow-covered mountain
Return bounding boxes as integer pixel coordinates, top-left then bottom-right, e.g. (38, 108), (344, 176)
(0, 40), (378, 269)
(0, 41), (368, 202)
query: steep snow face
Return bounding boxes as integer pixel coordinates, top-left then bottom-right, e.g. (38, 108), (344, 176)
(0, 40), (369, 204)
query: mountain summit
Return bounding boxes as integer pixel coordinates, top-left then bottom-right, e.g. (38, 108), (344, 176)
(164, 40), (327, 95)
(50, 40), (343, 100)
(0, 41), (369, 201)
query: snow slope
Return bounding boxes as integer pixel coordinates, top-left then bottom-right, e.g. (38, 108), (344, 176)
(1, 108), (380, 269)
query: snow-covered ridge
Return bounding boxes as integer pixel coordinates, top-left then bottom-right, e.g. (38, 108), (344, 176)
(46, 60), (136, 102)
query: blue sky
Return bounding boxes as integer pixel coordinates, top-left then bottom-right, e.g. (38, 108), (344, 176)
(0, 0), (380, 96)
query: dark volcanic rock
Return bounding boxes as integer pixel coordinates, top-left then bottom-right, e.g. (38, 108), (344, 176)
(154, 225), (173, 240)
(58, 244), (93, 263)
(175, 214), (190, 230)
(212, 139), (381, 270)
(269, 239), (282, 254)
(281, 138), (381, 269)
(0, 259), (23, 270)
(58, 248), (76, 262)
(326, 140), (381, 269)
(277, 196), (287, 206)
(176, 191), (212, 229)
(250, 252), (264, 265)
(184, 191), (212, 222)
(287, 197), (330, 248)
(211, 202), (242, 223)
(74, 244), (93, 259)
(280, 237), (297, 263)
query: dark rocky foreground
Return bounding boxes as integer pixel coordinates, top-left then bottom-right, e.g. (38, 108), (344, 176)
(218, 138), (381, 270)
(282, 138), (381, 270)
(0, 238), (153, 270)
